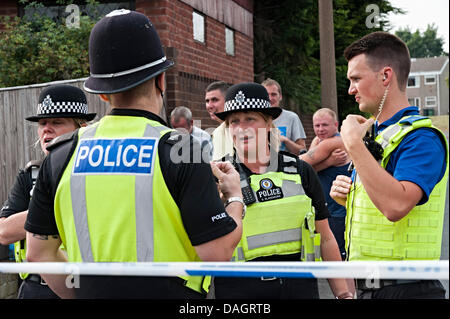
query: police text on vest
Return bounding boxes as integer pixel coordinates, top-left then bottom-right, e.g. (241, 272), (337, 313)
(73, 138), (157, 175)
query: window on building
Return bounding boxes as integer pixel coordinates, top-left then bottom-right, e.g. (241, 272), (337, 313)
(225, 27), (235, 56)
(425, 96), (437, 107)
(424, 75), (436, 85)
(407, 76), (420, 88)
(193, 11), (205, 43)
(408, 97), (421, 108)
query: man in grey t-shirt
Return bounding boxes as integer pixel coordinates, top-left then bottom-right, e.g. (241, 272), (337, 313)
(170, 106), (213, 161)
(262, 78), (307, 155)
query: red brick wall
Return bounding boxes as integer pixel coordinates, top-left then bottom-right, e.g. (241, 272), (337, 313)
(1, 0), (254, 129)
(0, 0), (17, 29)
(0, 0), (17, 17)
(299, 114), (314, 149)
(137, 0), (254, 129)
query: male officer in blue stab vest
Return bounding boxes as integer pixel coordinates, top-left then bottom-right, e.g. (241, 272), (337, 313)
(24, 10), (244, 299)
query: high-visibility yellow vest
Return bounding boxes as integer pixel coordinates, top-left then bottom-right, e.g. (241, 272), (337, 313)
(232, 155), (321, 262)
(54, 115), (205, 293)
(345, 115), (448, 261)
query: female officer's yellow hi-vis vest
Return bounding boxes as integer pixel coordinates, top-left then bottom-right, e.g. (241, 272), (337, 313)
(54, 115), (205, 293)
(232, 154), (321, 262)
(345, 115), (448, 261)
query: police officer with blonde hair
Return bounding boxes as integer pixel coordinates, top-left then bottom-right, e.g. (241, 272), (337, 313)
(24, 10), (243, 299)
(0, 84), (95, 298)
(213, 82), (352, 299)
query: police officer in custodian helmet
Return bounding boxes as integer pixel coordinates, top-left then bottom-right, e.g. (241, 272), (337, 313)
(24, 10), (243, 299)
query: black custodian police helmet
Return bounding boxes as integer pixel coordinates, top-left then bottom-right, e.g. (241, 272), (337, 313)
(26, 84), (96, 122)
(83, 10), (174, 94)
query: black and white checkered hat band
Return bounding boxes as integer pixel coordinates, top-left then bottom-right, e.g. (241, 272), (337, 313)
(37, 101), (88, 115)
(224, 98), (271, 112)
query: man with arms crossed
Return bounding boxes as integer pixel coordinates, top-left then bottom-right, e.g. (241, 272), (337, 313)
(300, 108), (350, 261)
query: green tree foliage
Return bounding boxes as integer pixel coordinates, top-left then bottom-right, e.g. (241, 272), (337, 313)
(254, 0), (402, 120)
(395, 24), (447, 58)
(254, 0), (320, 115)
(0, 1), (96, 87)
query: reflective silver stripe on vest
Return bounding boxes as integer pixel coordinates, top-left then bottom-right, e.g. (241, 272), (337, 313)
(314, 245), (321, 260)
(134, 124), (165, 261)
(247, 228), (301, 250)
(237, 246), (245, 260)
(230, 247), (245, 261)
(379, 123), (402, 149)
(71, 125), (97, 262)
(305, 253), (315, 261)
(281, 180), (305, 197)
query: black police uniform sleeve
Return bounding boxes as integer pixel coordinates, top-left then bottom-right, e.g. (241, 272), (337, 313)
(159, 132), (237, 246)
(24, 155), (59, 235)
(0, 170), (32, 218)
(297, 159), (330, 221)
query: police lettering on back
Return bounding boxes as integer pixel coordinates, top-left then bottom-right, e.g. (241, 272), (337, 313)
(74, 138), (157, 175)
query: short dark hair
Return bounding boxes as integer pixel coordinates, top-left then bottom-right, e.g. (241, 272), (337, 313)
(205, 81), (229, 95)
(344, 32), (411, 91)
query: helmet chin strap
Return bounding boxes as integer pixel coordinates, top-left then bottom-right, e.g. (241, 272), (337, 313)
(155, 75), (164, 100)
(375, 83), (390, 123)
(154, 74), (167, 119)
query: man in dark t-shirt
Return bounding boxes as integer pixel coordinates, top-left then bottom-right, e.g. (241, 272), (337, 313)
(300, 108), (351, 260)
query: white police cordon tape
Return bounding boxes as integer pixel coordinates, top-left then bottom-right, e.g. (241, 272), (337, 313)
(0, 261), (448, 280)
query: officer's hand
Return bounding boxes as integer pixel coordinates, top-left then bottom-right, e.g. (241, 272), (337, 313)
(210, 161), (242, 200)
(340, 115), (374, 151)
(330, 175), (352, 207)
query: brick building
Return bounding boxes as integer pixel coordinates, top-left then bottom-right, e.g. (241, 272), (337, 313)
(142, 0), (254, 128)
(0, 0), (254, 129)
(407, 56), (449, 117)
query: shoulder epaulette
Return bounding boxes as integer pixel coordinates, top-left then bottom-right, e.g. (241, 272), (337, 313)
(164, 131), (192, 148)
(399, 115), (430, 125)
(24, 159), (43, 171)
(46, 130), (78, 152)
(279, 150), (299, 174)
(164, 131), (183, 144)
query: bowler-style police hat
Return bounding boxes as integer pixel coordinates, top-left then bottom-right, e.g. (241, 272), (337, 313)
(26, 84), (96, 122)
(84, 10), (174, 94)
(215, 82), (282, 121)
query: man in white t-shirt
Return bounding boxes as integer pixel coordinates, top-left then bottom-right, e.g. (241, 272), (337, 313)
(204, 81), (233, 160)
(170, 106), (213, 161)
(262, 78), (307, 155)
